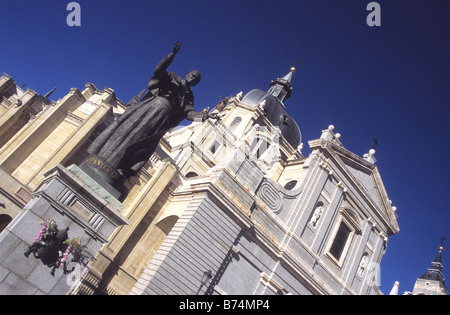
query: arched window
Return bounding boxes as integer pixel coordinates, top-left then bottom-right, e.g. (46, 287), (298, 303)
(229, 117), (242, 134)
(0, 214), (12, 234)
(326, 207), (362, 266)
(329, 222), (352, 261)
(186, 171), (199, 178)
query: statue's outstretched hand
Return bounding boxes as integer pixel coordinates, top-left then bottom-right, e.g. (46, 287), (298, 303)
(201, 107), (221, 120)
(186, 109), (221, 122)
(201, 107), (219, 120)
(207, 112), (221, 120)
(173, 41), (182, 54)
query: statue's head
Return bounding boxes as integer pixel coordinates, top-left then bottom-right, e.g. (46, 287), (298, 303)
(185, 70), (201, 86)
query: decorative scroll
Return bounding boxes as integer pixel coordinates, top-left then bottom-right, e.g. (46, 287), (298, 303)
(257, 181), (283, 214)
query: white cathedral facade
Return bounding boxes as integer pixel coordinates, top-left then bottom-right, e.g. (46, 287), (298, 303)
(0, 68), (401, 295)
(128, 69), (400, 295)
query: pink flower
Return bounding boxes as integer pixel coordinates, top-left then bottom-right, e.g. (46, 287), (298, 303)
(61, 245), (72, 263)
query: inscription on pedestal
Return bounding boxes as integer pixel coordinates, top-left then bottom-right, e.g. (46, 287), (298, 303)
(85, 156), (121, 181)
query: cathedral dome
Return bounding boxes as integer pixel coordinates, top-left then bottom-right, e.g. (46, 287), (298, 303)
(241, 88), (301, 148)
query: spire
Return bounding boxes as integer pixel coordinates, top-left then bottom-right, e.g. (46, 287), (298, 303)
(281, 67), (295, 83)
(435, 236), (447, 265)
(414, 239), (448, 295)
(422, 243), (445, 275)
(267, 66), (296, 104)
(434, 247), (444, 266)
(430, 236), (446, 270)
(44, 87), (56, 99)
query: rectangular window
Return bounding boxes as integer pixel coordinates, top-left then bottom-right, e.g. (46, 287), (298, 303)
(209, 140), (221, 155)
(250, 138), (269, 159)
(329, 222), (351, 261)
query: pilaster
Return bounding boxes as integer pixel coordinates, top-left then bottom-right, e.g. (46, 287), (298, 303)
(0, 89), (85, 175)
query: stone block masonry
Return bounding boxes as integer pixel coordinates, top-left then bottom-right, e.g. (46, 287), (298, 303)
(0, 164), (127, 294)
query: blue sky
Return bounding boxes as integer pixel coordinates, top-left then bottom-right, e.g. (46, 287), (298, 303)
(1, 0), (449, 294)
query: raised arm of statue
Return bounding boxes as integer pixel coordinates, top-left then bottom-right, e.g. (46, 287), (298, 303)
(81, 42), (217, 199)
(153, 52), (175, 77)
(153, 42), (181, 76)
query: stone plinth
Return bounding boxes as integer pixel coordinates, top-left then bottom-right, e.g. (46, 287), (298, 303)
(79, 156), (125, 200)
(0, 164), (128, 295)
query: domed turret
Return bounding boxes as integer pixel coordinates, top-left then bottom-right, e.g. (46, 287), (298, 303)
(241, 67), (301, 148)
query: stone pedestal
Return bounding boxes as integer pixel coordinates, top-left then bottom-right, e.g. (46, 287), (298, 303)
(0, 164), (128, 295)
(79, 155), (125, 200)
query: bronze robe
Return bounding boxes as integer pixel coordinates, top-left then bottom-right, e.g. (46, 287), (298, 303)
(87, 52), (195, 177)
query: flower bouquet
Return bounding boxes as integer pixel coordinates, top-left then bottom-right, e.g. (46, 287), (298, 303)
(24, 219), (58, 258)
(61, 237), (82, 263)
(35, 219), (57, 243)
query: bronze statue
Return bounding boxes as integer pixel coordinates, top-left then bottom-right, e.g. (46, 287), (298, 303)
(85, 42), (218, 183)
